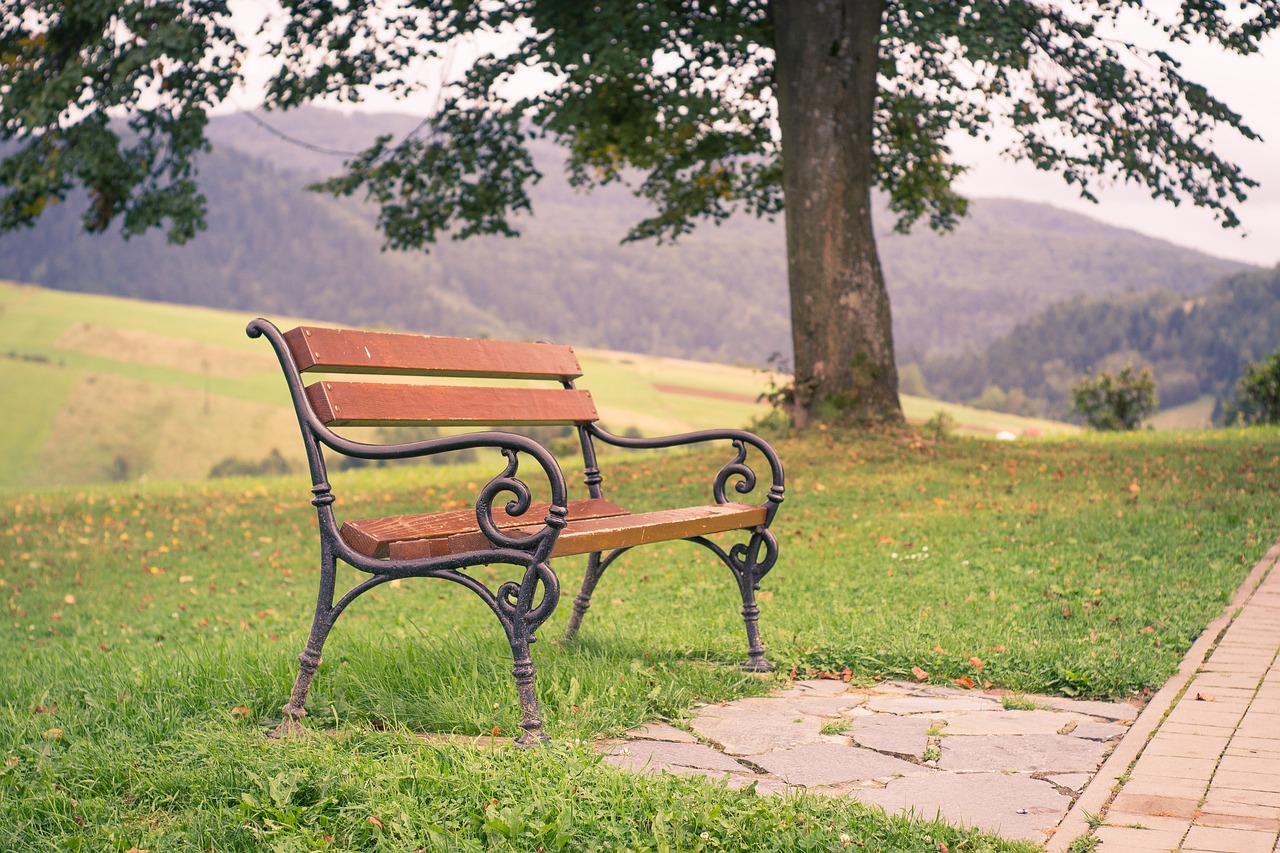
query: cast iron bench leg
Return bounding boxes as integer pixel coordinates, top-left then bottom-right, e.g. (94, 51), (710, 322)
(270, 543), (340, 738)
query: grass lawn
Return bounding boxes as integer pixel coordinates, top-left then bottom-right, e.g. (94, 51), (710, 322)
(1, 426), (1275, 851)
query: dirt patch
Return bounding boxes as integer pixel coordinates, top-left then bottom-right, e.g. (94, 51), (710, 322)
(652, 383), (760, 405)
(55, 322), (276, 378)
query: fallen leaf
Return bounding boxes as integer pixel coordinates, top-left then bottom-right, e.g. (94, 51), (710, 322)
(968, 656), (984, 671)
(63, 594), (76, 605)
(230, 706), (250, 719)
(1062, 606), (1072, 618)
(368, 816), (384, 830)
(1196, 692), (1215, 702)
(952, 676), (976, 689)
(911, 666), (929, 682)
(1140, 626), (1155, 634)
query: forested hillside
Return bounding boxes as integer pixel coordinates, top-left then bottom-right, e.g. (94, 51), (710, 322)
(0, 107), (1248, 367)
(920, 264), (1280, 420)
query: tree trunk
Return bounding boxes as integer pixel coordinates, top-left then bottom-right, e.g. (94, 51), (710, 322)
(770, 0), (901, 428)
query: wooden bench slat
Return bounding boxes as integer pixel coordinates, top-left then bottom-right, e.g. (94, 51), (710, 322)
(285, 326), (583, 379)
(429, 503), (768, 560)
(342, 498), (630, 559)
(306, 381), (599, 427)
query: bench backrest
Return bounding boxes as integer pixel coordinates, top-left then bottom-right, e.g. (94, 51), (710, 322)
(284, 326), (599, 428)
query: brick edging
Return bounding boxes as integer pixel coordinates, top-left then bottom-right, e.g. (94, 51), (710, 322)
(1045, 541), (1280, 851)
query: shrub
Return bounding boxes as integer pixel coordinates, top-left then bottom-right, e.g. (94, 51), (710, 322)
(1069, 366), (1158, 431)
(923, 409), (955, 442)
(1225, 348), (1280, 425)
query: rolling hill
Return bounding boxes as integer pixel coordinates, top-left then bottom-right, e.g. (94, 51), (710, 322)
(920, 263), (1280, 420)
(0, 281), (1077, 490)
(0, 107), (1251, 368)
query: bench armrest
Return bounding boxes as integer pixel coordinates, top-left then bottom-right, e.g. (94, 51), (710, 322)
(586, 424), (785, 526)
(248, 318), (569, 560)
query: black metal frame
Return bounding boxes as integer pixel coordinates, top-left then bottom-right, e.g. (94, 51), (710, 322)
(248, 318), (785, 745)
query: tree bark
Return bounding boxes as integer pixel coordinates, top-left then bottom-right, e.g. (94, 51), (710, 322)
(770, 0), (902, 428)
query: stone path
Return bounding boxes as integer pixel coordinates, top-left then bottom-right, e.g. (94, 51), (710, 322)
(599, 679), (1135, 843)
(597, 542), (1280, 850)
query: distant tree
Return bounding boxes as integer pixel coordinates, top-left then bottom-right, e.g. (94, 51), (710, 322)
(1069, 367), (1159, 431)
(2, 2), (1277, 427)
(1224, 349), (1280, 426)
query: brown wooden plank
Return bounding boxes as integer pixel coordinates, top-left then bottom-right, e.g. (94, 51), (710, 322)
(305, 381), (599, 427)
(343, 498), (630, 559)
(285, 326), (582, 380)
(442, 503), (768, 559)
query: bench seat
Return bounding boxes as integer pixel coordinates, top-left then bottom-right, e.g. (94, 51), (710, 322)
(342, 500), (767, 561)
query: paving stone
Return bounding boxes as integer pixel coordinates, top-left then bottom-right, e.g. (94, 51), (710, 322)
(1044, 773), (1092, 793)
(1091, 824), (1188, 850)
(864, 695), (1001, 714)
(937, 734), (1106, 773)
(622, 722), (699, 743)
(601, 740), (745, 775)
(1068, 720), (1130, 741)
(1030, 695), (1139, 721)
(1226, 737), (1280, 758)
(751, 742), (930, 787)
(1109, 792), (1200, 819)
(1235, 712), (1280, 735)
(1132, 754), (1219, 780)
(1159, 720), (1238, 736)
(789, 695), (867, 717)
(1211, 769), (1280, 793)
(1200, 794), (1280, 819)
(780, 679), (858, 697)
(1122, 771), (1209, 800)
(1192, 811), (1280, 832)
(1143, 733), (1230, 759)
(1182, 824), (1276, 853)
(1216, 753), (1280, 777)
(691, 703), (829, 755)
(1203, 787), (1280, 808)
(1104, 812), (1195, 833)
(853, 771), (1069, 842)
(940, 709), (1085, 736)
(1165, 707), (1248, 730)
(847, 715), (932, 758)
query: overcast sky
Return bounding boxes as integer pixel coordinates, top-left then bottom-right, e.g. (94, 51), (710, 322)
(222, 3), (1278, 267)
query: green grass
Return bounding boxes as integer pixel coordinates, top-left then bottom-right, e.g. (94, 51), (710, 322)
(2, 424), (1275, 850)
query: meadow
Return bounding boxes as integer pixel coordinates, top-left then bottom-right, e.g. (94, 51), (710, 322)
(0, 280), (1076, 490)
(2, 420), (1274, 851)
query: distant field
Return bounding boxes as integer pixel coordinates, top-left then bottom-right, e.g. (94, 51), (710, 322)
(1148, 395), (1217, 431)
(1, 280), (1077, 489)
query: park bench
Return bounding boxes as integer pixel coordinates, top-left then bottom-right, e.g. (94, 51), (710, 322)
(248, 319), (785, 745)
